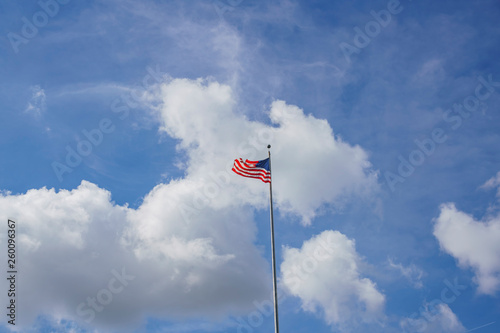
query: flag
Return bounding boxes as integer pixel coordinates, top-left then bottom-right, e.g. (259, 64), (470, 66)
(232, 157), (271, 183)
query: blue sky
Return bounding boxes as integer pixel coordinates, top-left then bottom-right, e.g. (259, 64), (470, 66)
(1, 0), (500, 332)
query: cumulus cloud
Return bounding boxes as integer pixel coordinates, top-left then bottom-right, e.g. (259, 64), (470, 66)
(155, 78), (378, 224)
(0, 77), (378, 331)
(400, 303), (465, 333)
(280, 230), (385, 331)
(0, 181), (270, 331)
(434, 203), (500, 295)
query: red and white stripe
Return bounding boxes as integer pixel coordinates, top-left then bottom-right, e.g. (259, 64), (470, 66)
(232, 158), (271, 183)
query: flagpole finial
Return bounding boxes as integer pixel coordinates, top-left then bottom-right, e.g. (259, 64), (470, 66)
(267, 144), (271, 149)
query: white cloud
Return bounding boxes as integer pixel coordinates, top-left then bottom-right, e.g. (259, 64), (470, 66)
(400, 303), (466, 333)
(25, 85), (46, 115)
(280, 230), (385, 331)
(155, 78), (379, 225)
(269, 101), (379, 224)
(480, 171), (500, 199)
(388, 259), (424, 289)
(0, 181), (270, 331)
(0, 77), (378, 331)
(412, 58), (446, 85)
(434, 203), (500, 295)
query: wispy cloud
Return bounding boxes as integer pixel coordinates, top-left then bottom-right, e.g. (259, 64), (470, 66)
(25, 85), (46, 116)
(480, 171), (500, 199)
(401, 303), (466, 333)
(388, 259), (424, 289)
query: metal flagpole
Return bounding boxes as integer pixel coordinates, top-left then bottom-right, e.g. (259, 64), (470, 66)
(267, 144), (280, 333)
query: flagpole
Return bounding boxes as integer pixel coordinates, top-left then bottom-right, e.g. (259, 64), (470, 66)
(267, 144), (280, 333)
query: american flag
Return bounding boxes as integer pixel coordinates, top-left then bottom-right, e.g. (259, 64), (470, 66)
(232, 158), (271, 183)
